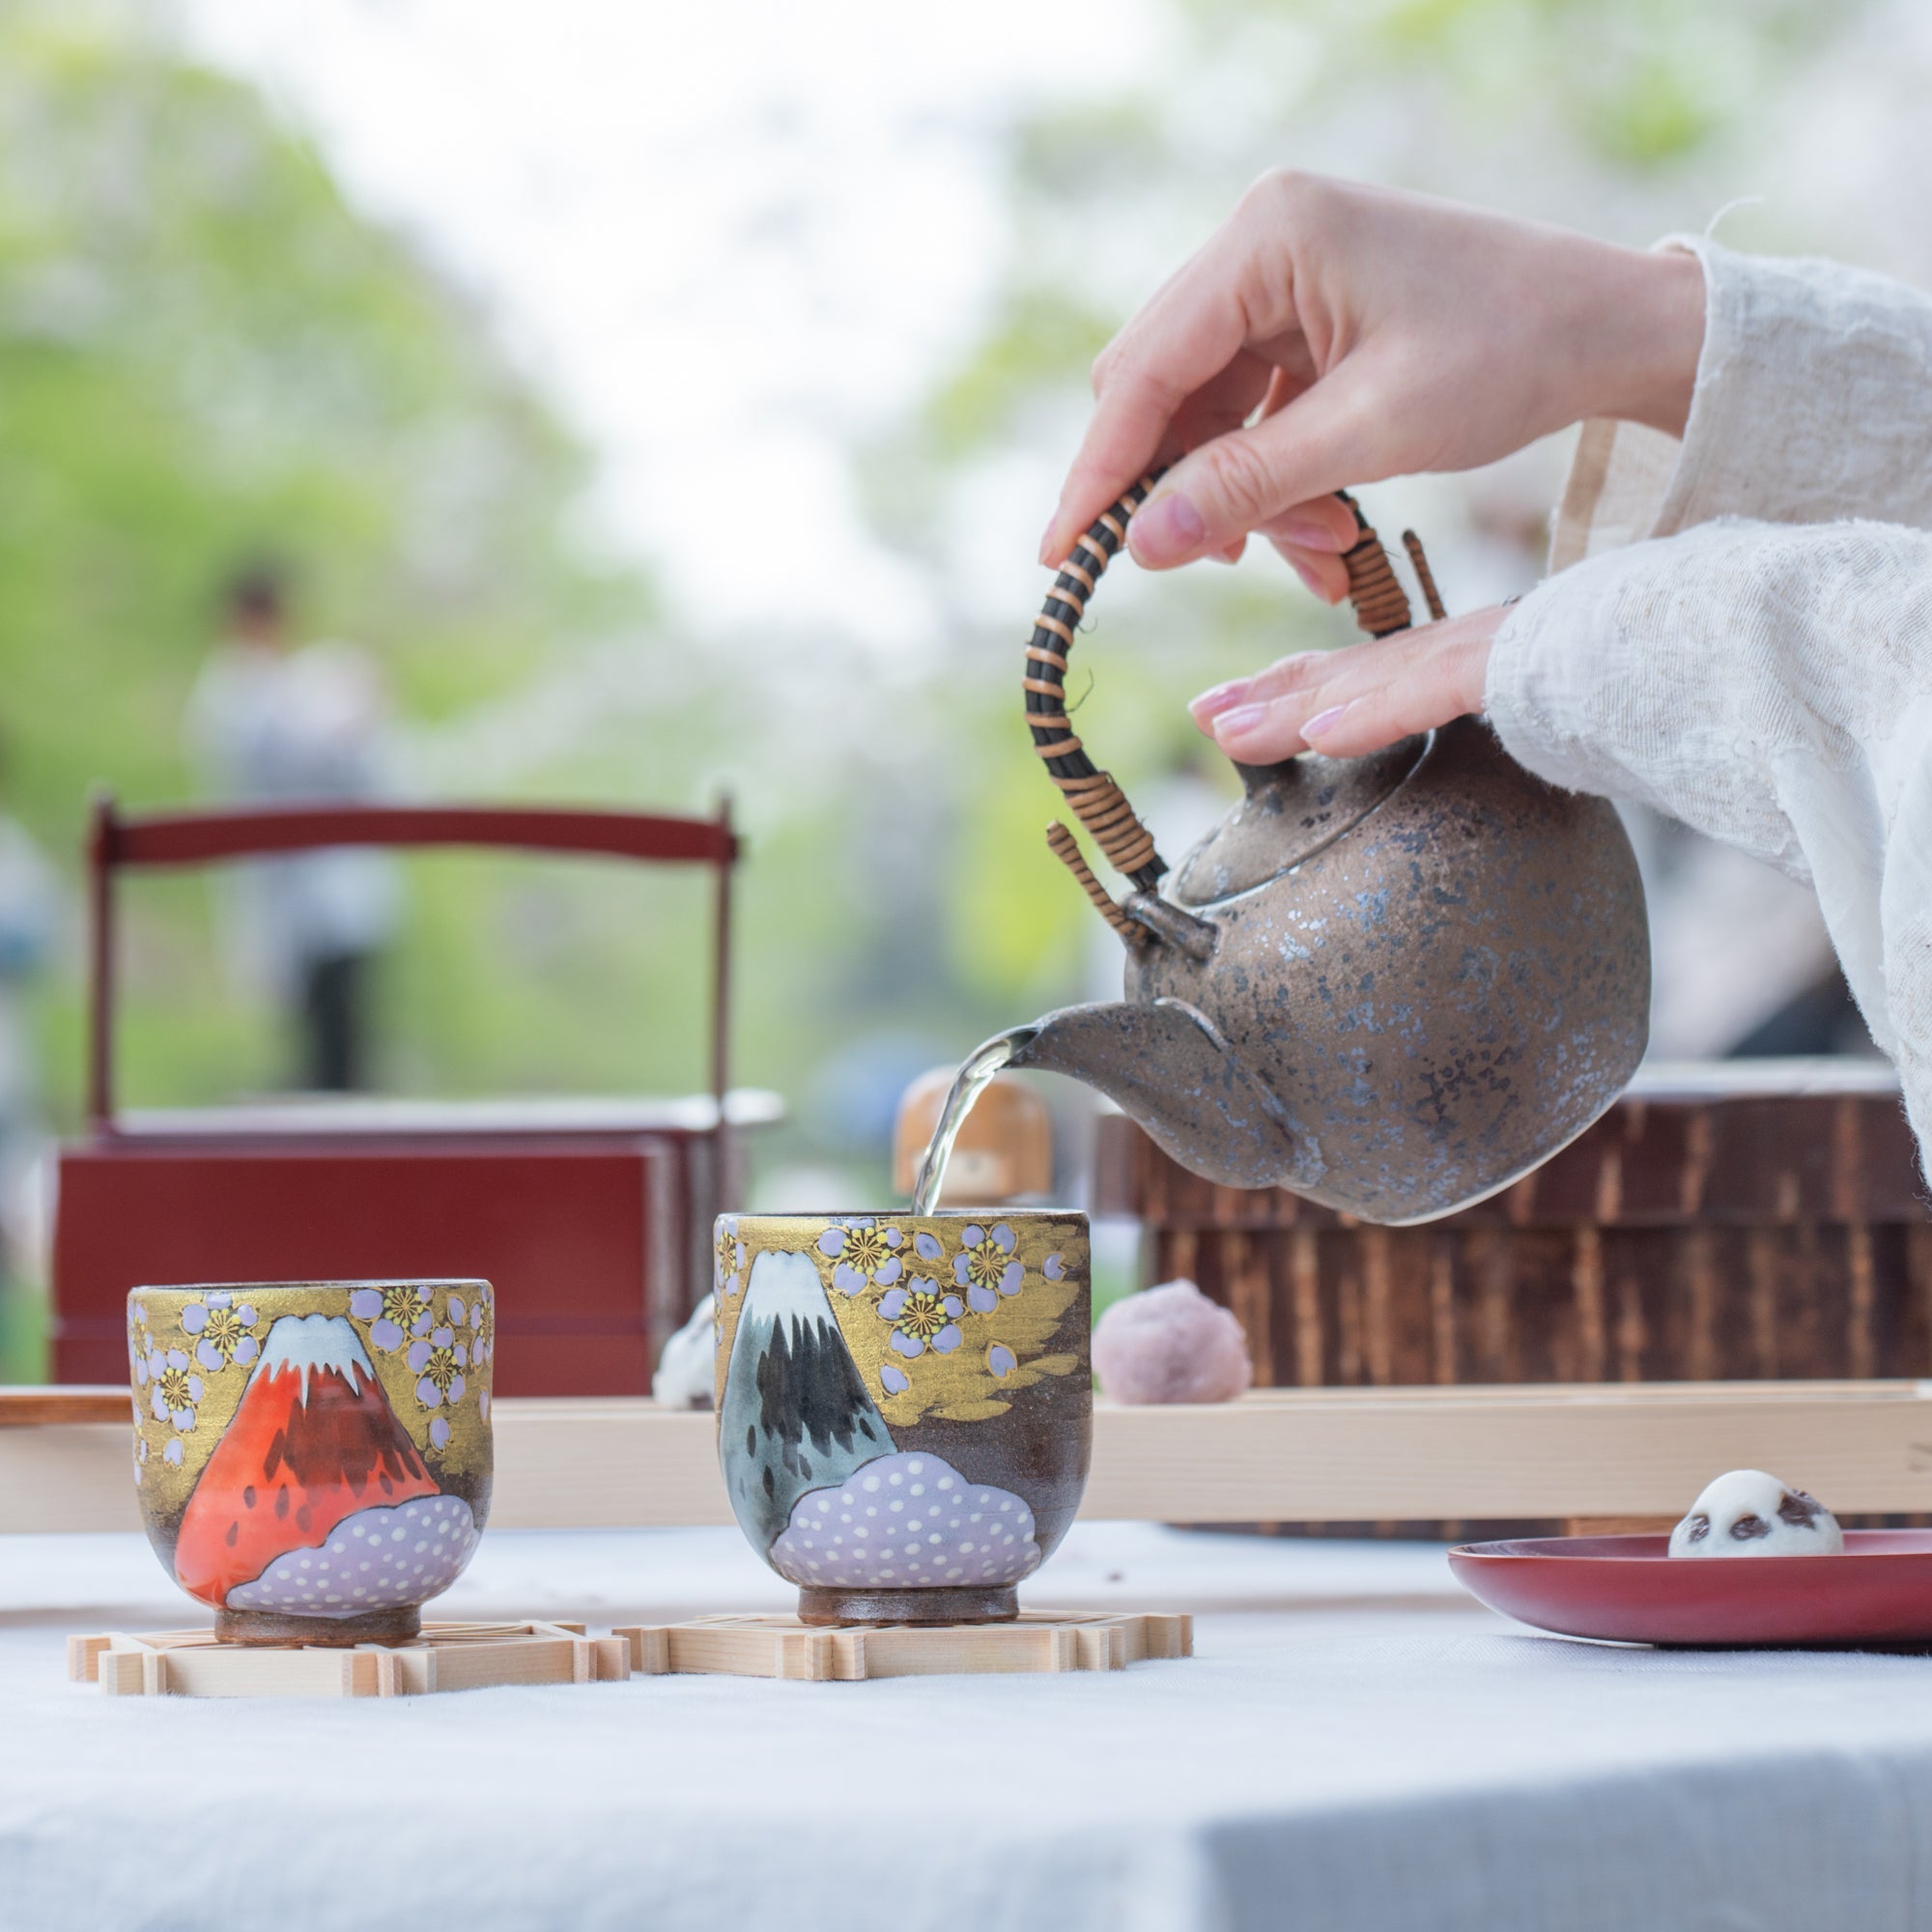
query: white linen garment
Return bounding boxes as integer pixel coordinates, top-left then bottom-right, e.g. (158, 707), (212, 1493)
(1488, 236), (1932, 1169)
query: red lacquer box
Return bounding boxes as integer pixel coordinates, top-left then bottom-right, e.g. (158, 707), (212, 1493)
(52, 798), (774, 1396)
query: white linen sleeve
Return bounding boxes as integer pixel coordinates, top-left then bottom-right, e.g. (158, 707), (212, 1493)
(1551, 239), (1932, 570)
(1487, 516), (1932, 1158)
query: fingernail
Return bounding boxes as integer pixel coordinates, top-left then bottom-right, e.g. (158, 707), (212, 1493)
(1302, 702), (1349, 741)
(1038, 518), (1060, 566)
(1213, 702), (1269, 741)
(1277, 519), (1346, 553)
(1290, 558), (1324, 597)
(1129, 491), (1207, 565)
(1189, 679), (1251, 724)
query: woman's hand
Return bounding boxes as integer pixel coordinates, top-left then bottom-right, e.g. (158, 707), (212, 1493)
(1042, 174), (1705, 598)
(1190, 605), (1509, 761)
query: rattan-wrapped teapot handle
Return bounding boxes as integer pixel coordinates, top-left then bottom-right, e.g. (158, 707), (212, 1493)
(1336, 494), (1416, 638)
(1026, 479), (1419, 893)
(1025, 473), (1169, 894)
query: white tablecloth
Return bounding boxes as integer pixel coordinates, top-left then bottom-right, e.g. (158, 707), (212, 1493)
(6, 1522), (1932, 1932)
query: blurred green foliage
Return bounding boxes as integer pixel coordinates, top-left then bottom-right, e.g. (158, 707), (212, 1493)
(1183, 0), (1837, 168)
(923, 292), (1116, 460)
(0, 10), (660, 1122)
(0, 0), (1887, 1389)
(0, 1260), (43, 1379)
(0, 11), (1113, 1184)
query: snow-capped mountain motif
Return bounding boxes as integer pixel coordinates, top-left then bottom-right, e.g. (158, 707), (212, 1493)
(174, 1312), (441, 1608)
(719, 1249), (892, 1551)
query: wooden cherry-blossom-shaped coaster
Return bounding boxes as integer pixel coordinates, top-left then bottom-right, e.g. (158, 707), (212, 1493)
(615, 1609), (1191, 1682)
(68, 1619), (631, 1697)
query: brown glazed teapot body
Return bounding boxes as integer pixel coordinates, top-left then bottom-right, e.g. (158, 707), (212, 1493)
(1009, 482), (1649, 1225)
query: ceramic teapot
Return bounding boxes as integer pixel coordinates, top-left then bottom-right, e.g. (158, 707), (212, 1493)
(1007, 479), (1649, 1224)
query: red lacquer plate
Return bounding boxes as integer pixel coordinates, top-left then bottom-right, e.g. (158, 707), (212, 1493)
(1449, 1530), (1932, 1647)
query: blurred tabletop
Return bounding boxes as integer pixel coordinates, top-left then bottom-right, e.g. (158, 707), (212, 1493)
(7, 1522), (1932, 1931)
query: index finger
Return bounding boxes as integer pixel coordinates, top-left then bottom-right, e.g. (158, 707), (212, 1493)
(1039, 232), (1271, 564)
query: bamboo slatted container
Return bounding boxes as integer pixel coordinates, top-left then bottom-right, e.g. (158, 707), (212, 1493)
(1093, 1059), (1932, 1537)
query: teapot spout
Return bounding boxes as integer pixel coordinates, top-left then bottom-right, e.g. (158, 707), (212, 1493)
(1009, 997), (1317, 1193)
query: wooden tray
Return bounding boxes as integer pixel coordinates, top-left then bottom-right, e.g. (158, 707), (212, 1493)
(19, 1383), (1932, 1533)
(615, 1610), (1192, 1681)
(69, 1619), (633, 1697)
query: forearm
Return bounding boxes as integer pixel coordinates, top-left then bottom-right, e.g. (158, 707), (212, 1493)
(1556, 242), (1932, 567)
(1566, 243), (1705, 439)
(1488, 518), (1932, 1119)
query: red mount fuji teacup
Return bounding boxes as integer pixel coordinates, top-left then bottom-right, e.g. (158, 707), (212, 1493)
(128, 1280), (495, 1645)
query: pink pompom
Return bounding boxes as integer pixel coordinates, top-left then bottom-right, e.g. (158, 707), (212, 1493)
(1092, 1279), (1254, 1405)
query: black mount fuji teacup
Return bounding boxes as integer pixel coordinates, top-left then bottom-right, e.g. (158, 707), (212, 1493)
(714, 1211), (1090, 1625)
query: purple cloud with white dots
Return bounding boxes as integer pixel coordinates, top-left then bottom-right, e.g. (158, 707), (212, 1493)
(767, 1450), (1040, 1590)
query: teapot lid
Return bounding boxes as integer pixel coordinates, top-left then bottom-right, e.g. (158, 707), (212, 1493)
(1169, 735), (1430, 906)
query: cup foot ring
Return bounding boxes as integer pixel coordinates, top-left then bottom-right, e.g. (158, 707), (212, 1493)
(214, 1605), (422, 1647)
(796, 1584), (1019, 1626)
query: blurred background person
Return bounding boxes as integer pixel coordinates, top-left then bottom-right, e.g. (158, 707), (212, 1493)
(186, 563), (401, 1094)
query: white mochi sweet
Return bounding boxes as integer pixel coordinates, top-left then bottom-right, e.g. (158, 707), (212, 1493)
(1667, 1468), (1843, 1558)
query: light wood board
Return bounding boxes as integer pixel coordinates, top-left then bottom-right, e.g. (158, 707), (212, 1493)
(12, 1382), (1932, 1534)
(616, 1610), (1192, 1681)
(68, 1620), (633, 1698)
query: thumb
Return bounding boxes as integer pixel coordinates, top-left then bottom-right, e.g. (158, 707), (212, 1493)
(1128, 364), (1391, 569)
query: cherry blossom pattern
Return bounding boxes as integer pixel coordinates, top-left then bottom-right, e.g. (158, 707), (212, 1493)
(817, 1217), (906, 1296)
(181, 1290), (260, 1372)
(767, 1452), (1042, 1589)
(877, 1283), (962, 1360)
(130, 1310), (173, 1455)
(466, 1284), (495, 1370)
(952, 1223), (1023, 1312)
(410, 1323), (469, 1419)
(149, 1349), (203, 1463)
(440, 1286), (490, 1418)
(423, 1303), (471, 1447)
(715, 1217), (747, 1298)
(351, 1284), (435, 1353)
(128, 1301), (155, 1392)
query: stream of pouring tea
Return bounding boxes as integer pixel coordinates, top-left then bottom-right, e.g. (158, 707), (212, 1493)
(909, 1027), (1032, 1213)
